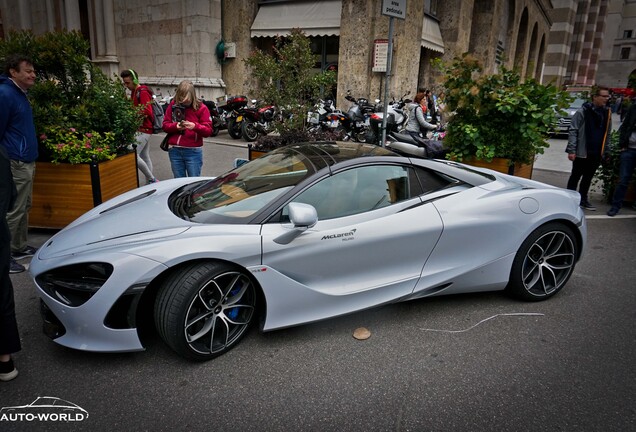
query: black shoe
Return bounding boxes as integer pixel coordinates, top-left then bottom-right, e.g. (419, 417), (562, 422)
(12, 245), (38, 260)
(607, 207), (619, 217)
(580, 201), (596, 211)
(9, 258), (25, 274)
(0, 358), (18, 382)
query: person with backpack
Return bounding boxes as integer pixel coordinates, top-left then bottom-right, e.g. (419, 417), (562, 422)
(406, 92), (439, 142)
(120, 69), (159, 184)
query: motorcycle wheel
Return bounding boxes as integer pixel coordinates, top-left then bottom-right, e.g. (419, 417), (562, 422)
(227, 119), (243, 140)
(241, 119), (259, 142)
(354, 129), (368, 143)
(210, 124), (220, 137)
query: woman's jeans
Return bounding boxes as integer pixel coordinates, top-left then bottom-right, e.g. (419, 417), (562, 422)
(610, 148), (636, 210)
(168, 146), (203, 178)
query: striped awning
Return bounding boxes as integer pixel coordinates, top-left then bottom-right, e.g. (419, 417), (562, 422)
(421, 15), (444, 53)
(251, 0), (342, 38)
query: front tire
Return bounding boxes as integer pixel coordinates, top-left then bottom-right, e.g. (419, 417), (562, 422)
(507, 223), (578, 301)
(242, 119), (259, 142)
(227, 118), (243, 139)
(155, 262), (257, 360)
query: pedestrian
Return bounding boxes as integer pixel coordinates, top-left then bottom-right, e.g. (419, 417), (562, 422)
(405, 92), (438, 142)
(162, 80), (213, 178)
(607, 102), (636, 216)
(0, 54), (39, 274)
(565, 86), (612, 210)
(0, 144), (21, 382)
(120, 69), (159, 185)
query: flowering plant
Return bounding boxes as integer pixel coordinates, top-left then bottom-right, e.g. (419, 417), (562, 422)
(41, 126), (117, 164)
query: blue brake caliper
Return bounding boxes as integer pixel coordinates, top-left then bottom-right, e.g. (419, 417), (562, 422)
(226, 284), (241, 320)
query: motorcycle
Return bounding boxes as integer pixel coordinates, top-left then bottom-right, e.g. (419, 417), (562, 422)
(201, 97), (225, 137)
(241, 100), (279, 142)
(342, 90), (375, 142)
(365, 93), (410, 145)
(218, 95), (249, 140)
(384, 125), (448, 159)
(307, 99), (337, 132)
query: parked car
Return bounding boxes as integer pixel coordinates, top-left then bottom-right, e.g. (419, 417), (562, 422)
(554, 95), (585, 136)
(29, 142), (586, 361)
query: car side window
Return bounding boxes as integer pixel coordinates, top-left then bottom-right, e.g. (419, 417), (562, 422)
(412, 166), (456, 194)
(288, 165), (422, 220)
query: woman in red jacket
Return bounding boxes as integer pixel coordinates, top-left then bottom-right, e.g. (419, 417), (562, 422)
(162, 80), (213, 177)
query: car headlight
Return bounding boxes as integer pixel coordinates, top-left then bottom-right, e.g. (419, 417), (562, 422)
(36, 263), (113, 307)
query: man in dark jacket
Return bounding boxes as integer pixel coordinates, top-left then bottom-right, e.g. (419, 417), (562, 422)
(0, 145), (21, 381)
(607, 102), (636, 216)
(565, 86), (612, 210)
(0, 54), (39, 274)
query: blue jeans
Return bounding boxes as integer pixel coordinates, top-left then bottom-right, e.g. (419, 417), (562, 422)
(168, 146), (203, 178)
(610, 148), (636, 210)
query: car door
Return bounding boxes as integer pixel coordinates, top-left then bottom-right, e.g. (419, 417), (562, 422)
(258, 164), (445, 327)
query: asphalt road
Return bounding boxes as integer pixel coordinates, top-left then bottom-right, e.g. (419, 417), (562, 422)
(2, 133), (635, 431)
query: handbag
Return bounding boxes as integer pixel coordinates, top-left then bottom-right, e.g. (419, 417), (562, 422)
(159, 134), (170, 151)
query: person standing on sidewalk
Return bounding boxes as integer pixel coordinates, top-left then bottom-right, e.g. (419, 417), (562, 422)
(0, 54), (39, 274)
(162, 80), (212, 177)
(120, 69), (159, 185)
(0, 145), (21, 381)
(607, 102), (636, 216)
(566, 86), (612, 210)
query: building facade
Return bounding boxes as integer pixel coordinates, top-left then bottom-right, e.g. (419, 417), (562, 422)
(1, 0), (557, 106)
(596, 0), (636, 89)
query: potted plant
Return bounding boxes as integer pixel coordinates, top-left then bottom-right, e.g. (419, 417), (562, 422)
(244, 28), (337, 158)
(0, 30), (143, 228)
(436, 54), (570, 178)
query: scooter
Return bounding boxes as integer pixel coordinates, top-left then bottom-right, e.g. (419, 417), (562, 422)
(385, 129), (448, 159)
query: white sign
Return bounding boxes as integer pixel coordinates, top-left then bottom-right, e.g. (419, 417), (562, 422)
(382, 0), (406, 19)
(372, 39), (388, 72)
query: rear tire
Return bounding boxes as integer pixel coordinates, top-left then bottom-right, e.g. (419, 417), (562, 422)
(507, 223), (578, 301)
(155, 262), (256, 360)
(242, 120), (259, 142)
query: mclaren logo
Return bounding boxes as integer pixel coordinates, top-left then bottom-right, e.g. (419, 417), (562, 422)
(321, 229), (357, 241)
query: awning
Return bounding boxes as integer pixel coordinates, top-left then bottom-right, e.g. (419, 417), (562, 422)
(421, 16), (444, 54)
(251, 0), (342, 38)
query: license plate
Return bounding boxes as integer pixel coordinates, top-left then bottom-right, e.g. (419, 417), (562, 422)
(330, 120), (340, 128)
(237, 116), (243, 122)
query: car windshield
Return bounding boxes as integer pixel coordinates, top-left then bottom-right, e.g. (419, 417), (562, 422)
(569, 98), (585, 109)
(179, 150), (314, 223)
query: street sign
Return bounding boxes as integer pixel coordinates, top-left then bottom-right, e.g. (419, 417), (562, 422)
(372, 39), (388, 72)
(381, 0), (406, 20)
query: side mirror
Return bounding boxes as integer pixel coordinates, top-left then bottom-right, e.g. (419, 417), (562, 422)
(274, 202), (318, 245)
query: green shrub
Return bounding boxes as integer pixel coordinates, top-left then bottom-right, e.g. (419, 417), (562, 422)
(245, 28), (336, 134)
(0, 30), (142, 163)
(435, 54), (571, 165)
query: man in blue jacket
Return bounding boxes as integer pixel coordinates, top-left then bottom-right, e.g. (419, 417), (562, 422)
(0, 54), (39, 274)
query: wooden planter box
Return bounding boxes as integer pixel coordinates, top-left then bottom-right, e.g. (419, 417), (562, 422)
(29, 151), (139, 229)
(464, 157), (534, 179)
(248, 144), (268, 160)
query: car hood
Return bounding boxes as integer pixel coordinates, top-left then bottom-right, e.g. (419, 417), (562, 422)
(37, 179), (202, 259)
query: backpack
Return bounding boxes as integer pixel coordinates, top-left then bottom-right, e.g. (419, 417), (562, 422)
(136, 86), (165, 134)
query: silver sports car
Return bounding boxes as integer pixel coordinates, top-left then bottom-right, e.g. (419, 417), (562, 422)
(30, 142), (586, 361)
